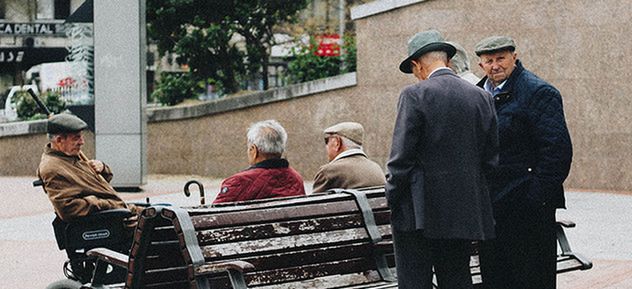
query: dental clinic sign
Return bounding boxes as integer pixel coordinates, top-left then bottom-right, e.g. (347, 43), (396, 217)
(0, 22), (67, 36)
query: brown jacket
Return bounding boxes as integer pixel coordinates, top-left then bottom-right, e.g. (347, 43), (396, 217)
(38, 144), (134, 221)
(312, 149), (386, 193)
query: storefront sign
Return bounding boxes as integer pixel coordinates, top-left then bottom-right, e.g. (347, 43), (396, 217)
(0, 50), (25, 63)
(0, 47), (67, 67)
(0, 22), (67, 36)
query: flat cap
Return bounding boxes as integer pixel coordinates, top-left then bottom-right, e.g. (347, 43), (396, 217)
(475, 36), (516, 56)
(324, 122), (364, 145)
(47, 113), (88, 134)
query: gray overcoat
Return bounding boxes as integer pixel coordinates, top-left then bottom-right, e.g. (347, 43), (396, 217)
(385, 68), (498, 240)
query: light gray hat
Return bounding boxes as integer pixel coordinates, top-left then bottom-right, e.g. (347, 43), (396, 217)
(399, 29), (456, 74)
(475, 36), (516, 56)
(324, 122), (364, 145)
(47, 113), (88, 134)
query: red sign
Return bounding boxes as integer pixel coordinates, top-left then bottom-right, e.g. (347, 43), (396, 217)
(315, 34), (341, 57)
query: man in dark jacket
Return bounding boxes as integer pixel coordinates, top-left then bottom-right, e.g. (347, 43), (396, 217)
(475, 36), (573, 289)
(213, 119), (305, 203)
(386, 29), (498, 289)
(312, 121), (385, 193)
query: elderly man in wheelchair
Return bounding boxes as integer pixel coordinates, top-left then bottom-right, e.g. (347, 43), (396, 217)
(37, 114), (144, 287)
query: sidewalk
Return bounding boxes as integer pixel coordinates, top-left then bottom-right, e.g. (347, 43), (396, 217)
(0, 175), (630, 288)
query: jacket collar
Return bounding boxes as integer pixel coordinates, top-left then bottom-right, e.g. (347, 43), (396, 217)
(428, 67), (456, 79)
(332, 148), (367, 162)
(250, 158), (289, 169)
(44, 143), (80, 161)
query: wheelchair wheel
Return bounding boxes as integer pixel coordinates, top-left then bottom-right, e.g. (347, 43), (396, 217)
(45, 278), (82, 289)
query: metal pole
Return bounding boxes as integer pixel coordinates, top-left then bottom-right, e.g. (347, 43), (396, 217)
(339, 0), (346, 71)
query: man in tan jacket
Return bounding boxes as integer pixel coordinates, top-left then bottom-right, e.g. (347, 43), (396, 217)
(38, 113), (141, 222)
(312, 122), (385, 193)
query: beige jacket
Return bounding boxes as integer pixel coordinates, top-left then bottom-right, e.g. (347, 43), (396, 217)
(38, 144), (135, 221)
(312, 149), (386, 193)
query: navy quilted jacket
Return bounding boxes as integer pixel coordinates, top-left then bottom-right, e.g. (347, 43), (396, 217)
(477, 60), (572, 209)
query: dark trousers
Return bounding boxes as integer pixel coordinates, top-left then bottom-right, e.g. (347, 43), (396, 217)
(479, 203), (557, 289)
(393, 229), (473, 289)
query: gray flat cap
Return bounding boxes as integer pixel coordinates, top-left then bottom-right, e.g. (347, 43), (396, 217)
(399, 29), (456, 74)
(324, 122), (364, 145)
(48, 113), (88, 134)
(475, 36), (516, 56)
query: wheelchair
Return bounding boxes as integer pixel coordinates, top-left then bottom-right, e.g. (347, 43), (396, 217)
(34, 180), (134, 289)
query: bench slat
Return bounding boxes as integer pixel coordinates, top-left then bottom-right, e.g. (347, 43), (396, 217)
(200, 225), (391, 259)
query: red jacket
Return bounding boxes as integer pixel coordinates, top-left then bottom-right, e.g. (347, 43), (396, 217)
(213, 158), (305, 204)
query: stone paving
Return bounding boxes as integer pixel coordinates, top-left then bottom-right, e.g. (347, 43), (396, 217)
(0, 175), (630, 288)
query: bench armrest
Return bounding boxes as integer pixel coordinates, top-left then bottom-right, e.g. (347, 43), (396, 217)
(556, 219), (576, 228)
(194, 260), (254, 276)
(87, 247), (129, 269)
(195, 260), (254, 289)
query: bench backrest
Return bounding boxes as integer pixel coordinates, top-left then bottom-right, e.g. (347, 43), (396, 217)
(122, 188), (394, 289)
(186, 188), (395, 288)
(124, 206), (208, 289)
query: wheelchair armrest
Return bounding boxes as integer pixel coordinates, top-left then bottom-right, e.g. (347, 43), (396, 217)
(75, 209), (133, 224)
(33, 179), (43, 187)
(87, 247), (129, 269)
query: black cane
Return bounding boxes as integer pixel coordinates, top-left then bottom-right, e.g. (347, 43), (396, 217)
(26, 88), (52, 117)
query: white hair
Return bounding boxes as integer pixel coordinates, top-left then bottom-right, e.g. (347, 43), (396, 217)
(247, 119), (287, 155)
(419, 50), (449, 66)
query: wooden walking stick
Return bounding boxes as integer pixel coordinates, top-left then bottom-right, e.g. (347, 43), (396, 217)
(27, 88), (107, 182)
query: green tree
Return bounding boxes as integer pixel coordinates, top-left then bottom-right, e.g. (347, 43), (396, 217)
(147, 0), (309, 94)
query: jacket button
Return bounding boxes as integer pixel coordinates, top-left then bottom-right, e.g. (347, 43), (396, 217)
(527, 167), (532, 172)
(495, 96), (500, 100)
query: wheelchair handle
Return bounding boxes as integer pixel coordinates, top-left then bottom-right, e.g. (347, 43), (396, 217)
(184, 180), (206, 205)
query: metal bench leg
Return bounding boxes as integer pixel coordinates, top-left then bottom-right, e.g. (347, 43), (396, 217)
(227, 269), (248, 289)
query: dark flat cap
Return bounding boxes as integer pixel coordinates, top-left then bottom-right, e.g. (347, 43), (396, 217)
(48, 113), (88, 134)
(399, 29), (456, 74)
(324, 122), (364, 145)
(475, 36), (516, 56)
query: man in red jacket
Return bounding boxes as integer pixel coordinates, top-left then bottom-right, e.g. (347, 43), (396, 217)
(213, 119), (306, 203)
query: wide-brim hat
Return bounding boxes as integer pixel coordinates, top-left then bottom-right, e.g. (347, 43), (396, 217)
(399, 29), (456, 74)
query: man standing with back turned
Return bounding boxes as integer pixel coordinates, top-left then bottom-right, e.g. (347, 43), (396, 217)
(386, 29), (498, 289)
(475, 36), (572, 289)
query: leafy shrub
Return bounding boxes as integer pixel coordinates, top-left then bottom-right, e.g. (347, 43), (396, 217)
(284, 34), (357, 85)
(12, 90), (66, 120)
(151, 72), (203, 106)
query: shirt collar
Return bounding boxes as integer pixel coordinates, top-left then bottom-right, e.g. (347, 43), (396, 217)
(428, 67), (452, 79)
(333, 148), (367, 162)
(483, 78), (508, 96)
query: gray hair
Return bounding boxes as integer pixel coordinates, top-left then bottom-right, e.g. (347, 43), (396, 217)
(417, 50), (448, 66)
(448, 42), (470, 74)
(247, 120), (287, 154)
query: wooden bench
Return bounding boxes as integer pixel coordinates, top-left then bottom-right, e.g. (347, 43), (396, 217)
(85, 187), (591, 289)
(86, 187), (397, 289)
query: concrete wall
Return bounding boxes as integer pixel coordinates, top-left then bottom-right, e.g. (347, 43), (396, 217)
(350, 0), (632, 190)
(2, 0), (631, 191)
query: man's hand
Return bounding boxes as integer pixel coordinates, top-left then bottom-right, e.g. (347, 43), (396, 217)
(88, 160), (105, 173)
